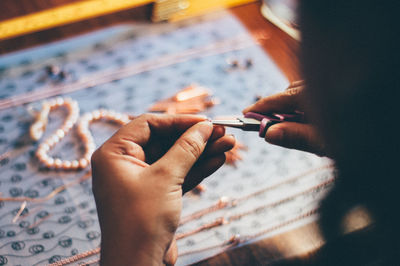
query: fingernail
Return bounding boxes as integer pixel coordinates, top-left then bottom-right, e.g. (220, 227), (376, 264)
(197, 121), (213, 143)
(242, 107), (251, 114)
(213, 125), (225, 135)
(265, 127), (284, 144)
(195, 114), (208, 119)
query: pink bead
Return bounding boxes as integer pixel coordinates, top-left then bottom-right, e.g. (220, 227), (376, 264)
(99, 109), (108, 117)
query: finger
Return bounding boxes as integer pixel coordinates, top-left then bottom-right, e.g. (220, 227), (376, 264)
(163, 238), (178, 266)
(265, 122), (326, 156)
(154, 121), (214, 182)
(242, 87), (303, 114)
(210, 125), (225, 141)
(182, 154), (226, 193)
(204, 134), (235, 155)
(116, 113), (207, 147)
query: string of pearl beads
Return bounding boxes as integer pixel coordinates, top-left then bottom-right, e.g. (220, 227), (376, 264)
(31, 97), (130, 170)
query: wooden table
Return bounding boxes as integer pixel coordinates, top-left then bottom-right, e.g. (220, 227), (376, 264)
(0, 1), (324, 265)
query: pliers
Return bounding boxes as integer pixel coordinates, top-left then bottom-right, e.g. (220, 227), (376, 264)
(212, 111), (304, 138)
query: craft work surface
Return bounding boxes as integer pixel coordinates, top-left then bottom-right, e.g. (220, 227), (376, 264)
(0, 11), (332, 265)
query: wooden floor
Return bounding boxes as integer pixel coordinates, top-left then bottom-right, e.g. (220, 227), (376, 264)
(0, 1), (324, 265)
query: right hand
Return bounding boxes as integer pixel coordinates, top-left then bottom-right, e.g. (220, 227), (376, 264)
(91, 114), (235, 266)
(243, 86), (327, 156)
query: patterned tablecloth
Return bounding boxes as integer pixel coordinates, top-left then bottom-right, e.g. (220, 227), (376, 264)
(0, 11), (332, 265)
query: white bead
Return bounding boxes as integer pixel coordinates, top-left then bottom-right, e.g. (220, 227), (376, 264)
(71, 160), (79, 169)
(108, 110), (116, 118)
(92, 110), (101, 120)
(113, 113), (122, 121)
(38, 152), (48, 162)
(36, 149), (45, 157)
(45, 158), (54, 167)
(64, 120), (74, 130)
(78, 120), (88, 130)
(86, 142), (96, 151)
(55, 97), (64, 105)
(56, 129), (65, 138)
(99, 109), (108, 117)
(40, 143), (50, 152)
(79, 128), (90, 137)
(45, 138), (55, 147)
(82, 113), (93, 121)
(69, 113), (79, 123)
(84, 153), (92, 162)
(54, 158), (62, 168)
(121, 115), (130, 123)
(62, 160), (72, 169)
(51, 135), (60, 143)
(79, 158), (88, 168)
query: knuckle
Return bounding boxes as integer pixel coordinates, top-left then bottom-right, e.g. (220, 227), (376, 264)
(90, 147), (102, 166)
(136, 113), (152, 122)
(90, 144), (110, 168)
(179, 137), (202, 159)
(285, 87), (302, 96)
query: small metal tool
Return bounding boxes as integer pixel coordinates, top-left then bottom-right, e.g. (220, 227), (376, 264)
(212, 111), (304, 137)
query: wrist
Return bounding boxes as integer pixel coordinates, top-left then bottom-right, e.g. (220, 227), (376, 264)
(100, 233), (166, 266)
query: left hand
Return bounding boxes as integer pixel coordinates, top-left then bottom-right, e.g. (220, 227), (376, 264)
(91, 114), (235, 265)
(243, 87), (326, 156)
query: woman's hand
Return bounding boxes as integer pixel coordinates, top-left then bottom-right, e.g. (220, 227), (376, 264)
(91, 114), (235, 265)
(243, 86), (326, 156)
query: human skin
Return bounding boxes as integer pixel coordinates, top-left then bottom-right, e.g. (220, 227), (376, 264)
(243, 87), (327, 157)
(91, 114), (235, 265)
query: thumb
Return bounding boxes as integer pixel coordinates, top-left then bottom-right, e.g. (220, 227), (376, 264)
(154, 121), (213, 182)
